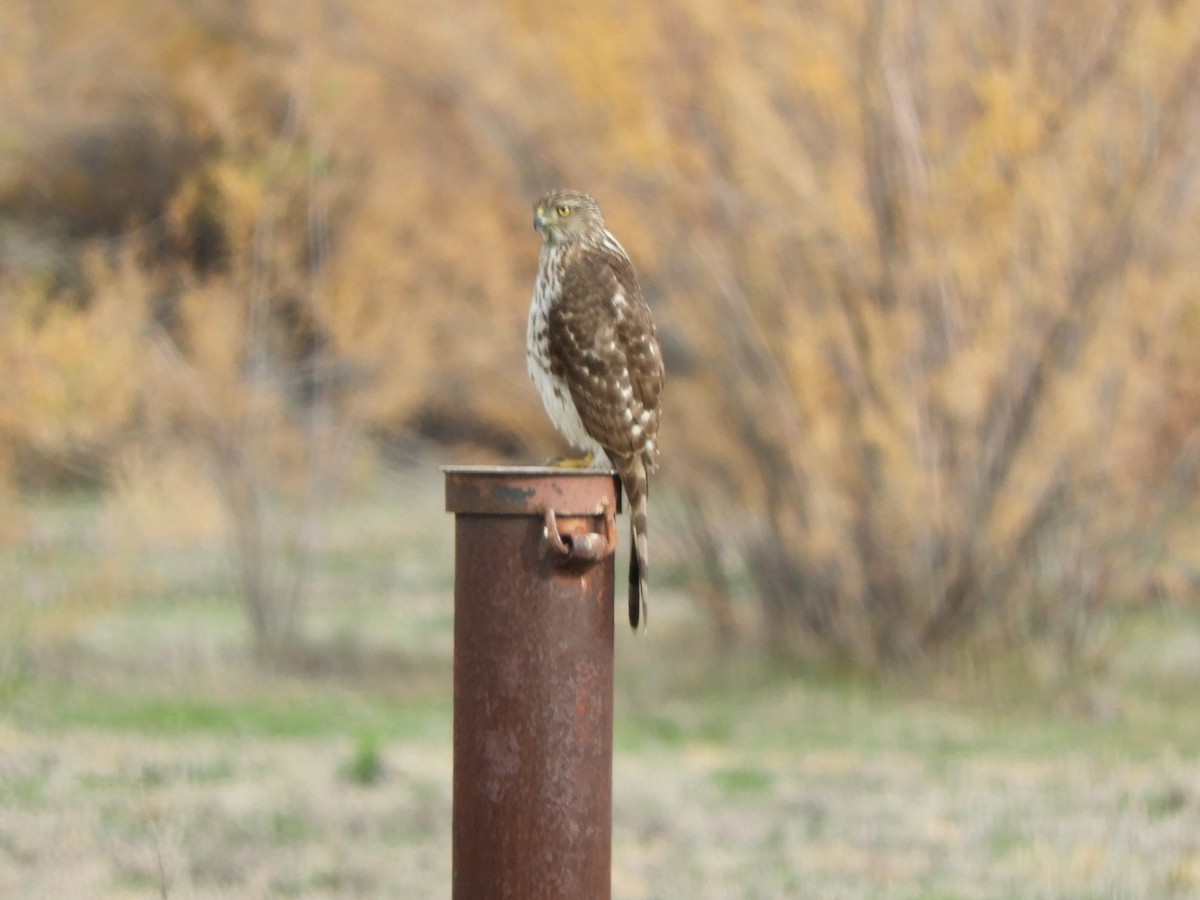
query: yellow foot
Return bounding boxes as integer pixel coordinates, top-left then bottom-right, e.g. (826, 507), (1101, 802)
(544, 450), (596, 469)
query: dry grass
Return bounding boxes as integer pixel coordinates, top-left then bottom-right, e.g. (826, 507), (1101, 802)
(1, 468), (1198, 898)
(3, 719), (1198, 899)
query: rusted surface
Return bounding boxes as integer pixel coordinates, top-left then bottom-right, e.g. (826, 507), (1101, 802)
(444, 465), (623, 518)
(445, 467), (617, 900)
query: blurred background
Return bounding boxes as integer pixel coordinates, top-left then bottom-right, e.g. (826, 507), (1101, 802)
(2, 1), (1199, 897)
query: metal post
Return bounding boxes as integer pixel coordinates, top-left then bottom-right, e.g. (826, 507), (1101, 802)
(443, 466), (621, 900)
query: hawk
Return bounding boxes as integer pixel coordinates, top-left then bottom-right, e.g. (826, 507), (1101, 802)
(527, 189), (664, 630)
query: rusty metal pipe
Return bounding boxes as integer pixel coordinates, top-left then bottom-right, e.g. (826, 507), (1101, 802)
(444, 466), (621, 900)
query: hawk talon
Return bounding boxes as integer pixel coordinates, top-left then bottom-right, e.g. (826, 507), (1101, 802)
(544, 451), (596, 469)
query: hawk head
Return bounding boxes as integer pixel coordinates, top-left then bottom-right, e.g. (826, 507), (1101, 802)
(533, 189), (605, 245)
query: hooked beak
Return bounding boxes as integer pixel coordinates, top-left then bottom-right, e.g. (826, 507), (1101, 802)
(533, 206), (553, 232)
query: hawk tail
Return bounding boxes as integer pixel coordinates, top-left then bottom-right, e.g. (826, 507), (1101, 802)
(618, 457), (650, 631)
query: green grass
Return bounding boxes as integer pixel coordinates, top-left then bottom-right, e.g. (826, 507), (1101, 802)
(2, 677), (448, 740)
(613, 647), (1200, 763)
(711, 765), (774, 795)
(341, 731), (387, 786)
(0, 770), (47, 808)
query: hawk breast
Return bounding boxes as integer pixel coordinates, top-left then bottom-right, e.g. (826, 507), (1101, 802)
(527, 237), (662, 470)
(527, 243), (609, 461)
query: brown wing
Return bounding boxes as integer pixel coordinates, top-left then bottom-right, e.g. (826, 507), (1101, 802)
(547, 247), (663, 466)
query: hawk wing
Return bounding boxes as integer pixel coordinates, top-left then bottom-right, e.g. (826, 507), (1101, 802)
(547, 248), (663, 466)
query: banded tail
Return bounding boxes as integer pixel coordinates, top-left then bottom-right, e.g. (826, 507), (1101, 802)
(617, 456), (650, 630)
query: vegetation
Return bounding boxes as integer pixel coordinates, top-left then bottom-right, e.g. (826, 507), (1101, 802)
(4, 9), (1198, 895)
(1, 1), (1198, 667)
(342, 732), (387, 786)
(1, 474), (1197, 897)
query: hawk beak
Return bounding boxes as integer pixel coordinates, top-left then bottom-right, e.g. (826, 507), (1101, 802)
(533, 206), (553, 231)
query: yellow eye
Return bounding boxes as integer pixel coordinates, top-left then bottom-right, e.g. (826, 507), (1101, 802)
(556, 204), (571, 217)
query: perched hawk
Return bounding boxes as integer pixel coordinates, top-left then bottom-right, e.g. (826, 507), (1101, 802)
(527, 189), (664, 630)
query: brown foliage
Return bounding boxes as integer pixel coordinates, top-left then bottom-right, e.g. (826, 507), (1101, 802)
(1, 0), (1197, 665)
(657, 1), (1200, 664)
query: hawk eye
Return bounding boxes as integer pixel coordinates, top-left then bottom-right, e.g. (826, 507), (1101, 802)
(556, 204), (571, 217)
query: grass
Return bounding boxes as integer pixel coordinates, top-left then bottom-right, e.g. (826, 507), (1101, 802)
(1, 466), (1198, 898)
(341, 733), (387, 786)
(3, 680), (448, 740)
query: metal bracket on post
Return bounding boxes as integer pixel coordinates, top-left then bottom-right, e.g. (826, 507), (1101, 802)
(540, 499), (618, 564)
(443, 466), (622, 900)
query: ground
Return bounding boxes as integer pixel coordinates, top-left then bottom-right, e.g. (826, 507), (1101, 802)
(1, 469), (1198, 898)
